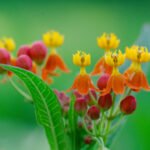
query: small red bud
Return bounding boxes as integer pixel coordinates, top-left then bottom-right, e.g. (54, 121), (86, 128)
(97, 73), (110, 90)
(120, 95), (136, 115)
(98, 94), (113, 110)
(17, 45), (31, 57)
(0, 49), (10, 72)
(84, 89), (97, 105)
(74, 97), (87, 114)
(29, 41), (47, 64)
(87, 105), (100, 120)
(84, 136), (92, 144)
(16, 55), (32, 71)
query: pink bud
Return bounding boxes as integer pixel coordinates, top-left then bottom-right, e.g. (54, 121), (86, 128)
(54, 89), (70, 112)
(29, 41), (47, 64)
(120, 95), (136, 115)
(97, 73), (110, 90)
(16, 55), (32, 71)
(0, 48), (10, 72)
(84, 89), (97, 105)
(98, 94), (113, 110)
(84, 136), (92, 144)
(74, 97), (87, 114)
(73, 90), (83, 99)
(87, 105), (100, 120)
(17, 45), (31, 57)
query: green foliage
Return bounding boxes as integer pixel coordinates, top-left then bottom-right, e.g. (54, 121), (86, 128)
(68, 94), (78, 150)
(1, 65), (68, 150)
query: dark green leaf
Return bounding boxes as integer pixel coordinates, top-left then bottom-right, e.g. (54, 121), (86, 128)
(1, 65), (68, 150)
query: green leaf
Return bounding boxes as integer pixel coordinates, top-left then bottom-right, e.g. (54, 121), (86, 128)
(68, 94), (78, 150)
(1, 65), (68, 150)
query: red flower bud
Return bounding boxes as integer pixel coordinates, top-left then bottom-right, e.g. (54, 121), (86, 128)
(74, 97), (87, 114)
(98, 94), (113, 110)
(84, 136), (92, 144)
(84, 89), (97, 105)
(120, 95), (136, 115)
(97, 73), (110, 90)
(17, 45), (31, 57)
(29, 41), (47, 64)
(16, 55), (32, 71)
(0, 49), (10, 72)
(87, 105), (100, 120)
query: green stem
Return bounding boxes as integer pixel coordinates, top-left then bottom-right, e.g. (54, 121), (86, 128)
(103, 93), (116, 143)
(82, 118), (94, 136)
(7, 76), (33, 103)
(105, 115), (124, 135)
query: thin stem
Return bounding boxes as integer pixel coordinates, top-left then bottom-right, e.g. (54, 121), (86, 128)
(103, 93), (116, 143)
(105, 115), (124, 135)
(82, 117), (94, 136)
(7, 76), (33, 103)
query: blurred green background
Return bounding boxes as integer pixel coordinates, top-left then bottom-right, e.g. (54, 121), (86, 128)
(0, 0), (150, 149)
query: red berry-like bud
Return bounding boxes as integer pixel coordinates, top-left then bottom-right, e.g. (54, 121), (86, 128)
(87, 105), (100, 120)
(97, 73), (110, 90)
(84, 136), (92, 144)
(29, 41), (47, 64)
(17, 45), (31, 57)
(84, 89), (97, 105)
(16, 55), (32, 71)
(0, 48), (10, 72)
(120, 95), (136, 115)
(74, 97), (87, 114)
(98, 94), (113, 110)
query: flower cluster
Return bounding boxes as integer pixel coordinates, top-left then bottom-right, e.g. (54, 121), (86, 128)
(0, 31), (70, 83)
(0, 31), (149, 149)
(66, 33), (149, 147)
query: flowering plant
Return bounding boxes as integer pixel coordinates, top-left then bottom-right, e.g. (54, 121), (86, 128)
(0, 31), (149, 150)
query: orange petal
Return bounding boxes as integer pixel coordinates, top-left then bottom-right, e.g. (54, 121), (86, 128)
(68, 74), (96, 95)
(112, 74), (126, 94)
(42, 69), (53, 84)
(32, 63), (37, 74)
(125, 70), (150, 91)
(101, 76), (113, 96)
(7, 57), (17, 77)
(141, 72), (150, 90)
(44, 54), (70, 73)
(101, 74), (126, 95)
(91, 57), (112, 76)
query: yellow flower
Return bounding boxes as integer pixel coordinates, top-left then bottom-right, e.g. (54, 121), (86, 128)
(73, 51), (91, 75)
(97, 33), (120, 51)
(126, 46), (150, 63)
(43, 31), (64, 48)
(0, 40), (4, 48)
(73, 51), (91, 67)
(105, 50), (125, 68)
(3, 38), (16, 52)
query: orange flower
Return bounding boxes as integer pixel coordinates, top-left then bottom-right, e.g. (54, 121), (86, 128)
(101, 51), (126, 95)
(124, 46), (150, 91)
(42, 50), (70, 83)
(90, 57), (112, 75)
(91, 33), (120, 76)
(42, 31), (70, 83)
(68, 51), (97, 95)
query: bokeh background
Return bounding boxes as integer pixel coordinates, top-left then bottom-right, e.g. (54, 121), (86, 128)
(0, 0), (150, 149)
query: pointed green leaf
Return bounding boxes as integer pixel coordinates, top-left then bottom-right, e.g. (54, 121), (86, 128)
(1, 65), (68, 150)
